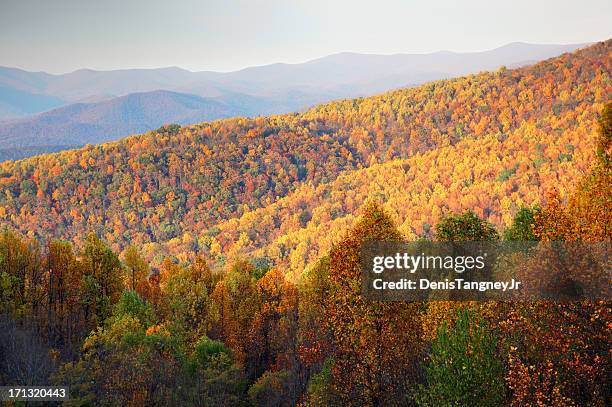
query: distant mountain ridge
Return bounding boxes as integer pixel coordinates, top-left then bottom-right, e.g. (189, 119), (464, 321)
(0, 90), (246, 151)
(0, 42), (590, 160)
(1, 42), (588, 102)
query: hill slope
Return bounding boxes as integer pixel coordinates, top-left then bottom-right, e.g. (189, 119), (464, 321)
(0, 90), (248, 150)
(0, 40), (609, 267)
(213, 123), (596, 277)
(0, 85), (65, 120)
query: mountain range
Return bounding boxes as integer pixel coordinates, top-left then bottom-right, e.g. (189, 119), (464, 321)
(0, 42), (589, 160)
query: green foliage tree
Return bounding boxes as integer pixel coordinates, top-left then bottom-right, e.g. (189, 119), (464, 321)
(304, 357), (336, 407)
(426, 210), (498, 350)
(503, 207), (540, 241)
(57, 291), (246, 406)
(56, 291), (176, 405)
(188, 335), (247, 406)
(248, 369), (291, 407)
(415, 309), (506, 407)
(435, 210), (499, 241)
(112, 290), (156, 326)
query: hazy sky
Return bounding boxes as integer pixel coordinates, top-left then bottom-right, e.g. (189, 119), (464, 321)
(1, 0), (610, 73)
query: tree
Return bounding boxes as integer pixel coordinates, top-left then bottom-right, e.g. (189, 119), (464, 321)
(188, 335), (246, 406)
(55, 291), (205, 406)
(0, 230), (44, 316)
(503, 207), (540, 241)
(123, 245), (150, 293)
(435, 210), (499, 241)
(0, 316), (58, 386)
(248, 370), (291, 407)
(297, 257), (334, 394)
(302, 357), (336, 407)
(47, 240), (84, 354)
(247, 268), (300, 402)
(79, 234), (124, 327)
(595, 101), (611, 165)
(325, 202), (423, 406)
(534, 102), (611, 242)
(161, 257), (216, 342)
(208, 259), (260, 368)
(415, 309), (506, 407)
(424, 210), (499, 338)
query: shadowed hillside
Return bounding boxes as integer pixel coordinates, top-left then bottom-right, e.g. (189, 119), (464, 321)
(0, 90), (249, 148)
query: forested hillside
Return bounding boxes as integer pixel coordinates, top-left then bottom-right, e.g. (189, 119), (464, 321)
(0, 39), (610, 406)
(0, 102), (609, 405)
(212, 122), (596, 278)
(0, 40), (610, 270)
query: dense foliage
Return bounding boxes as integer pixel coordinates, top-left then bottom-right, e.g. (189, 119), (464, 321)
(0, 41), (609, 271)
(415, 309), (505, 407)
(0, 42), (610, 406)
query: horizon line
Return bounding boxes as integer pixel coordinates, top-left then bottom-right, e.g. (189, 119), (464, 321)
(0, 40), (597, 77)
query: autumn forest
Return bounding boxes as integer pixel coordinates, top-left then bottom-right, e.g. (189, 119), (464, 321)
(0, 40), (610, 406)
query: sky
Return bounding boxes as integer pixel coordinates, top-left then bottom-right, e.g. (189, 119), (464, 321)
(1, 0), (611, 74)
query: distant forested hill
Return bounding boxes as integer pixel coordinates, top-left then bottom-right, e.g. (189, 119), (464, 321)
(0, 90), (253, 149)
(0, 40), (609, 268)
